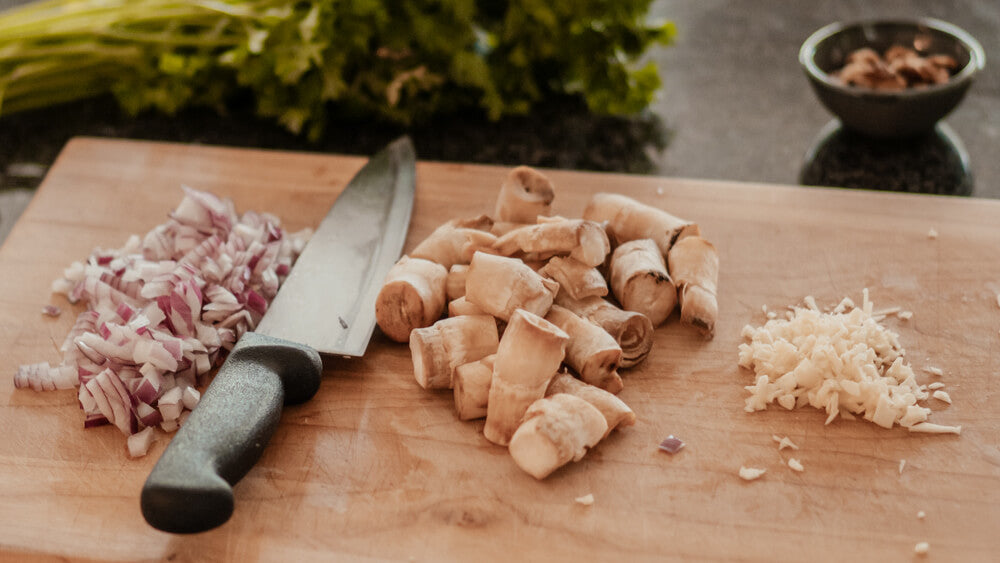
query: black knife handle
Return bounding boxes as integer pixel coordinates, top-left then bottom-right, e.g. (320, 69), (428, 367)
(140, 332), (322, 534)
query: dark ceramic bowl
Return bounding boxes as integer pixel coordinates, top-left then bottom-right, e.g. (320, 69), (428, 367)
(799, 19), (985, 138)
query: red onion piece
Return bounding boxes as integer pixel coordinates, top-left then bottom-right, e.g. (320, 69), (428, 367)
(127, 426), (156, 458)
(658, 436), (685, 454)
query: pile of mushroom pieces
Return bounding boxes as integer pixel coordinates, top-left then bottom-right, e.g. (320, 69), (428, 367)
(375, 166), (719, 479)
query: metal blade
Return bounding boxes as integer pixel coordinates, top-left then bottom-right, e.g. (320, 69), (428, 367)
(254, 137), (415, 356)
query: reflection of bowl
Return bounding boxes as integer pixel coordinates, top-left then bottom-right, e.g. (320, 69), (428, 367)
(799, 19), (985, 138)
(799, 119), (972, 196)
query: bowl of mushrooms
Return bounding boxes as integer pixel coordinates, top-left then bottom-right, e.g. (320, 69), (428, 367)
(799, 18), (985, 138)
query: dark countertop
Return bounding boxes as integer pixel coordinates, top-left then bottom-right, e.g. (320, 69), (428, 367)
(1, 1), (998, 241)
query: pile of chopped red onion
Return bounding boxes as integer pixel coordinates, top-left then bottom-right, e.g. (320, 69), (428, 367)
(13, 186), (311, 457)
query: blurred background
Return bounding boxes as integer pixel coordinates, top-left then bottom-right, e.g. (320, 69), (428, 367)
(1, 0), (997, 242)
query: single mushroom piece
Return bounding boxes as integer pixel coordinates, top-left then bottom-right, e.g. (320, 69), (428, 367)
(375, 256), (448, 343)
(447, 295), (488, 317)
(609, 238), (677, 327)
(446, 264), (468, 301)
(451, 214), (494, 231)
(465, 251), (559, 321)
(582, 192), (699, 255)
(538, 256), (608, 300)
(554, 291), (653, 368)
(409, 315), (499, 389)
(483, 310), (569, 446)
(493, 219), (610, 267)
(667, 236), (719, 338)
(453, 354), (495, 421)
(546, 371), (636, 438)
(490, 221), (532, 237)
(846, 47), (881, 66)
(926, 54), (958, 71)
(544, 304), (624, 394)
(410, 219), (498, 269)
(494, 166), (555, 223)
(508, 393), (608, 480)
(883, 45), (917, 63)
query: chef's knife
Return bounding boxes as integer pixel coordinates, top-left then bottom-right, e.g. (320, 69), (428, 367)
(140, 137), (416, 534)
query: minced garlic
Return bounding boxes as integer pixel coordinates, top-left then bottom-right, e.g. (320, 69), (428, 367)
(771, 434), (799, 450)
(932, 390), (952, 404)
(739, 290), (957, 433)
(739, 466), (766, 481)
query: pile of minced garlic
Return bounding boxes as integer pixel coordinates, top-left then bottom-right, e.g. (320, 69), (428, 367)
(738, 289), (960, 434)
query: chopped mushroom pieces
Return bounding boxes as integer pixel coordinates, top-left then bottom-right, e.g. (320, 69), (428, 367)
(370, 164), (721, 482)
(835, 45), (957, 91)
(465, 252), (559, 322)
(545, 305), (624, 394)
(610, 239), (677, 327)
(508, 393), (607, 479)
(547, 371), (635, 437)
(494, 166), (555, 223)
(410, 315), (499, 390)
(574, 494), (595, 506)
(554, 292), (654, 368)
(914, 542), (930, 555)
(583, 192), (699, 255)
(483, 310), (568, 446)
(667, 236), (719, 337)
(374, 256), (448, 343)
(787, 458), (804, 472)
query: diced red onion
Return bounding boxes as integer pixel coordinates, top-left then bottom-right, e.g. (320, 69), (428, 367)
(158, 386), (184, 422)
(244, 289), (267, 316)
(15, 186), (309, 456)
(182, 387), (201, 410)
(41, 305), (62, 317)
(127, 426), (156, 458)
(116, 302), (135, 322)
(13, 362), (76, 391)
(658, 436), (685, 454)
(84, 413), (110, 428)
(136, 402), (163, 427)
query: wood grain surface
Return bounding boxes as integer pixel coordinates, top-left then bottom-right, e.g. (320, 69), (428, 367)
(1, 138), (998, 562)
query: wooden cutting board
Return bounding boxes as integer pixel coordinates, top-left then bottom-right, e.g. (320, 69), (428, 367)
(1, 138), (998, 562)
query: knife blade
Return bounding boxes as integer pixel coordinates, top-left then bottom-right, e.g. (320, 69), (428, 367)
(140, 137), (416, 534)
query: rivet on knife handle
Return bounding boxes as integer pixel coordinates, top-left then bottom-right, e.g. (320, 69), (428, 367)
(140, 332), (321, 534)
